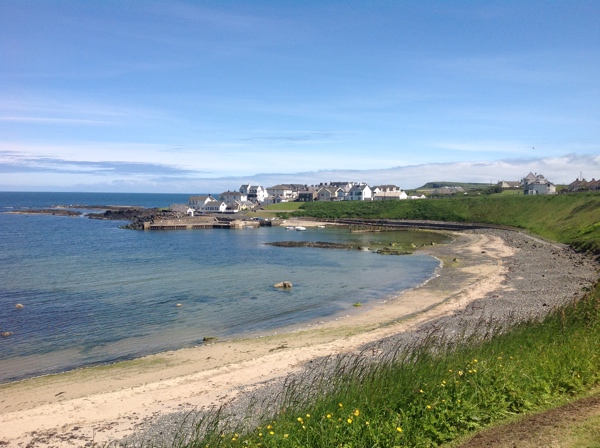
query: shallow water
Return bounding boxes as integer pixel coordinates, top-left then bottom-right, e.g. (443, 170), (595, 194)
(0, 192), (447, 383)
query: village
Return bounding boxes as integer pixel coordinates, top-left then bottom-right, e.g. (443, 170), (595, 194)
(168, 172), (597, 218)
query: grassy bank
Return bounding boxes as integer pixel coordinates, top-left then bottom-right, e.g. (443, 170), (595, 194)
(132, 280), (600, 447)
(292, 192), (600, 255)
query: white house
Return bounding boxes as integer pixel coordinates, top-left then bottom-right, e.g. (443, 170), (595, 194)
(219, 191), (248, 205)
(202, 201), (228, 213)
(373, 190), (408, 201)
(345, 184), (372, 201)
(317, 186), (344, 201)
(188, 195), (217, 209)
(170, 204), (195, 216)
(523, 173), (556, 195)
(267, 185), (295, 200)
(239, 184), (268, 202)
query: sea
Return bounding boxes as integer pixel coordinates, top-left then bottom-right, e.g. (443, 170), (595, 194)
(0, 192), (446, 384)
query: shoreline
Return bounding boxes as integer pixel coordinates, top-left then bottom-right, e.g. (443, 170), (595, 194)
(0, 229), (597, 447)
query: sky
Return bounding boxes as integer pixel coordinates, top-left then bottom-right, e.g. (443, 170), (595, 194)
(1, 0), (599, 193)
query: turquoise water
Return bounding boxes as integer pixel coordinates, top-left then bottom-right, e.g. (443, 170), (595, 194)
(0, 192), (443, 383)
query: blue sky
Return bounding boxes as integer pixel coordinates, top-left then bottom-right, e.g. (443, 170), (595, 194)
(1, 1), (599, 192)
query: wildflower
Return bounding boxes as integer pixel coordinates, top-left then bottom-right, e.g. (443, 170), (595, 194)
(353, 409), (360, 417)
(442, 380), (446, 384)
(473, 359), (478, 363)
(426, 405), (431, 410)
(302, 425), (306, 430)
(419, 389), (424, 393)
(339, 403), (343, 408)
(267, 425), (272, 430)
(366, 421), (370, 426)
(269, 431), (274, 435)
(448, 369), (453, 372)
(458, 370), (464, 376)
(259, 433), (263, 437)
(284, 434), (289, 439)
(473, 369), (477, 373)
(306, 414), (311, 418)
(327, 414), (332, 419)
(396, 427), (403, 432)
(298, 417), (303, 423)
(347, 418), (353, 424)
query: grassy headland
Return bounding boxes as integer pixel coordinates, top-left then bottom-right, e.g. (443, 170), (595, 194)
(292, 192), (600, 255)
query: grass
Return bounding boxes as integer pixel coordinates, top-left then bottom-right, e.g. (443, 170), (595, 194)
(119, 281), (600, 447)
(292, 192), (600, 255)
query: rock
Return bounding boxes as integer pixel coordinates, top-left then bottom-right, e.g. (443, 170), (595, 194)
(15, 303), (24, 309)
(1, 332), (13, 338)
(452, 258), (459, 262)
(203, 336), (217, 343)
(274, 281), (293, 288)
(175, 303), (182, 307)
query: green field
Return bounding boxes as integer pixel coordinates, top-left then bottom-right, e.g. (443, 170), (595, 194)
(292, 192), (600, 255)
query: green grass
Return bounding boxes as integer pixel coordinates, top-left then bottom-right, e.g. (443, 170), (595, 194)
(292, 192), (600, 255)
(261, 202), (304, 211)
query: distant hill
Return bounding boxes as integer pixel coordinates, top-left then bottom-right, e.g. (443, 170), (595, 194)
(416, 181), (492, 191)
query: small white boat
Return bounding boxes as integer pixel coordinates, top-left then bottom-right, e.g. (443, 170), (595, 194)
(285, 226), (295, 230)
(317, 225), (326, 228)
(295, 226), (307, 231)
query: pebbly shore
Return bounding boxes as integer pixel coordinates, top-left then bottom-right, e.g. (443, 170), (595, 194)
(122, 228), (599, 446)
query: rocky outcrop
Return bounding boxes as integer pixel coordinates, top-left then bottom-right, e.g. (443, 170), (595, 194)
(274, 281), (293, 289)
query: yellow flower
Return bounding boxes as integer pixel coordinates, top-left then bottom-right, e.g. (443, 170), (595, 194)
(426, 405), (431, 410)
(297, 417), (303, 424)
(366, 421), (370, 426)
(458, 370), (464, 376)
(473, 369), (477, 373)
(269, 431), (274, 435)
(267, 425), (272, 429)
(302, 425), (306, 430)
(306, 414), (310, 418)
(396, 427), (403, 432)
(419, 389), (424, 393)
(259, 433), (263, 437)
(347, 418), (353, 424)
(339, 403), (343, 408)
(284, 434), (289, 439)
(448, 369), (453, 372)
(326, 414), (332, 419)
(473, 359), (478, 363)
(353, 409), (360, 416)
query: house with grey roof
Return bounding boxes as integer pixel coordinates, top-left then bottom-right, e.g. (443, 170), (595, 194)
(188, 195), (217, 209)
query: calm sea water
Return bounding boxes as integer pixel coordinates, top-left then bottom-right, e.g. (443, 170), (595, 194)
(0, 192), (445, 383)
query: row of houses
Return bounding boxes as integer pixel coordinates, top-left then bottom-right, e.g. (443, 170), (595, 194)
(181, 182), (425, 215)
(567, 177), (600, 192)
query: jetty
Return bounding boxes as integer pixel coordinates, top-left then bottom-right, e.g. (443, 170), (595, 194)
(142, 216), (264, 230)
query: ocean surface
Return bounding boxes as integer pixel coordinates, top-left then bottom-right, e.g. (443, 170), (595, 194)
(0, 192), (446, 383)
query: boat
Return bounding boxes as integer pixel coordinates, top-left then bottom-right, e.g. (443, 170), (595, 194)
(295, 226), (307, 231)
(285, 226), (295, 230)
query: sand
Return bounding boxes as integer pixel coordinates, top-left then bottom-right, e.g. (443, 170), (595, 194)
(0, 228), (592, 447)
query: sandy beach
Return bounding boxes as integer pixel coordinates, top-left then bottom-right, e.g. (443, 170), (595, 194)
(0, 228), (597, 447)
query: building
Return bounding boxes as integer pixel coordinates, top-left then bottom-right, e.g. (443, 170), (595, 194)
(522, 173), (556, 195)
(188, 195), (217, 209)
(202, 201), (228, 213)
(219, 191), (248, 205)
(373, 190), (408, 201)
(345, 184), (373, 201)
(239, 184), (268, 202)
